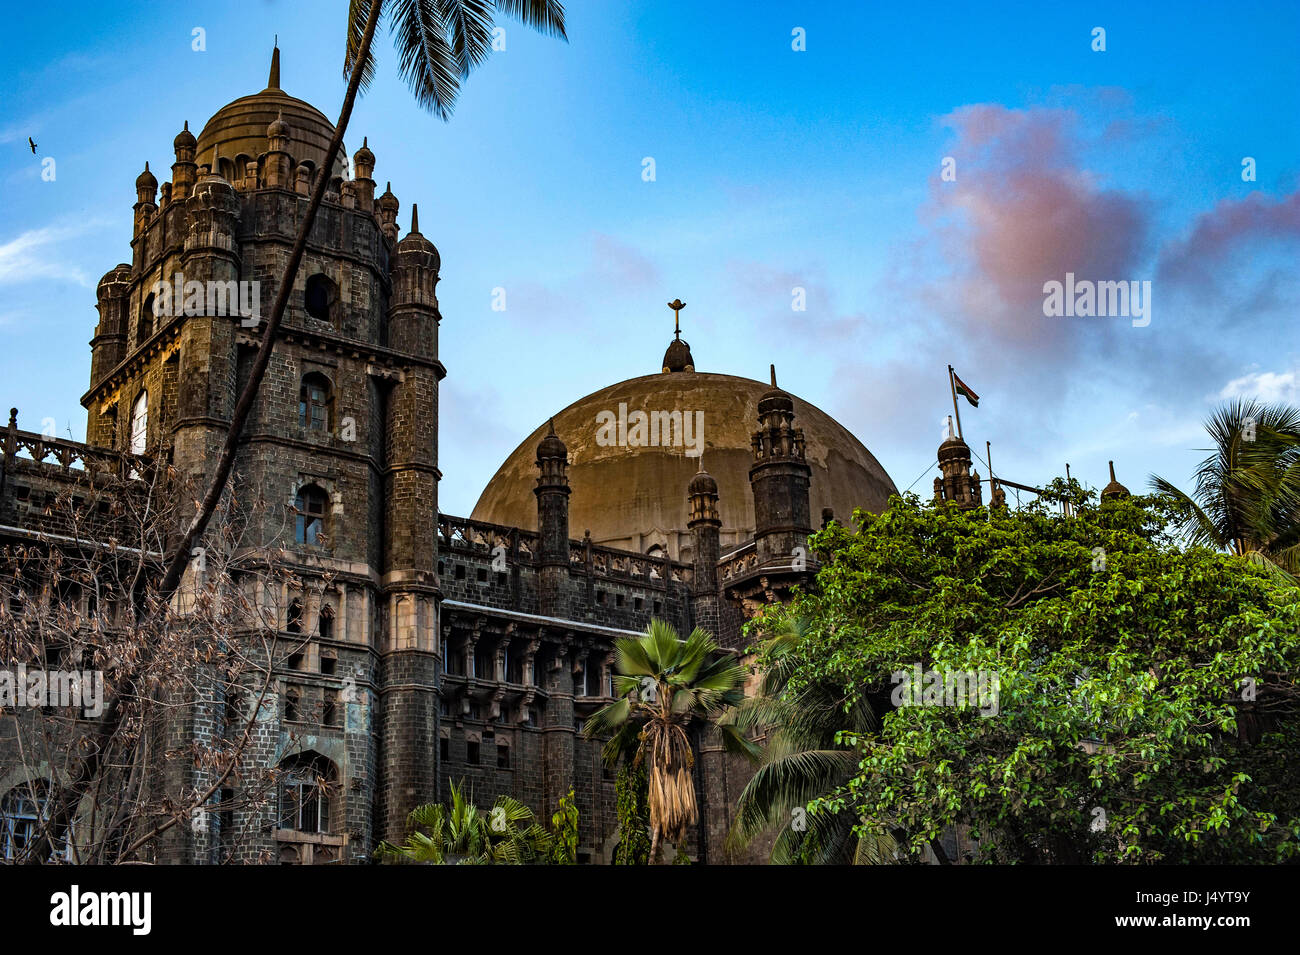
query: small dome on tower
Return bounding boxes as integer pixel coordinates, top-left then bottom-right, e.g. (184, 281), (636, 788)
(267, 110), (291, 140)
(536, 419), (567, 461)
(378, 181), (399, 213)
(135, 162), (157, 192)
(173, 121), (197, 152)
(688, 461), (718, 496)
(758, 365), (794, 414)
(354, 136), (375, 167)
(1101, 460), (1130, 500)
(662, 338), (695, 373)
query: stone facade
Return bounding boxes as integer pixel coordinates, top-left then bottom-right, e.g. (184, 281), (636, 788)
(0, 52), (959, 865)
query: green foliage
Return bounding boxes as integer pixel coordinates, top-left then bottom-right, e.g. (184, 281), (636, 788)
(724, 613), (898, 864)
(763, 490), (1300, 864)
(548, 788), (580, 865)
(1151, 398), (1300, 580)
(375, 779), (558, 865)
(613, 763), (652, 865)
(583, 619), (748, 858)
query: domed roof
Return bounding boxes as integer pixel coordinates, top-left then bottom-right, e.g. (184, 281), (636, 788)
(195, 48), (346, 180)
(470, 369), (897, 553)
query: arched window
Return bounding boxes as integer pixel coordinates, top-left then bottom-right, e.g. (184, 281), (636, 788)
(303, 275), (336, 322)
(137, 294), (155, 347)
(129, 391), (148, 455)
(294, 485), (328, 546)
(318, 605), (335, 641)
(299, 373), (331, 431)
(286, 599), (303, 634)
(277, 755), (335, 834)
(1, 782), (58, 861)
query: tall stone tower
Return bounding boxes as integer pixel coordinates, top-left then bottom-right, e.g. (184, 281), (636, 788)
(687, 460), (722, 636)
(78, 48), (444, 862)
(934, 421), (983, 508)
(535, 421), (571, 618)
(748, 367), (814, 572)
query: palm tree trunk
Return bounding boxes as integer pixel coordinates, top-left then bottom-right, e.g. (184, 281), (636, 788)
(649, 823), (662, 865)
(24, 1), (386, 866)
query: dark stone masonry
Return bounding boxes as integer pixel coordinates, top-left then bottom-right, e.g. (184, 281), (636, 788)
(0, 51), (982, 864)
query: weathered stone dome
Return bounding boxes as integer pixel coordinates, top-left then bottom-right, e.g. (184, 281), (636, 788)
(470, 369), (897, 558)
(195, 48), (346, 180)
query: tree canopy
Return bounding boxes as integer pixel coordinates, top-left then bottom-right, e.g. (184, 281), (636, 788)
(753, 486), (1300, 863)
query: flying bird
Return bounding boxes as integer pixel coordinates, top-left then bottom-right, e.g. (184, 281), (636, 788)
(28, 137), (37, 154)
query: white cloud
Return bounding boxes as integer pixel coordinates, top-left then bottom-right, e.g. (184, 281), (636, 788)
(0, 221), (110, 288)
(1218, 368), (1300, 405)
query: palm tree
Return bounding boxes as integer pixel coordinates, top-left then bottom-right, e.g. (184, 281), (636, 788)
(724, 613), (897, 864)
(30, 0), (567, 865)
(376, 779), (556, 864)
(582, 620), (748, 863)
(1151, 398), (1300, 580)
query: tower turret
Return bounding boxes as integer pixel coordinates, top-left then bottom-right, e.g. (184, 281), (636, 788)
(262, 112), (293, 188)
(1101, 460), (1130, 500)
(749, 365), (813, 567)
(934, 417), (982, 508)
(535, 420), (571, 617)
(352, 137), (376, 211)
(171, 121), (198, 200)
(378, 181), (400, 244)
(688, 458), (722, 637)
(133, 162), (158, 234)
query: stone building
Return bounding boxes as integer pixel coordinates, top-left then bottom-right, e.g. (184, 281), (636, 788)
(0, 51), (956, 864)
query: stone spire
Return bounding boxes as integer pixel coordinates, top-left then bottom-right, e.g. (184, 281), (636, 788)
(749, 364), (812, 566)
(267, 44), (280, 90)
(1101, 460), (1130, 500)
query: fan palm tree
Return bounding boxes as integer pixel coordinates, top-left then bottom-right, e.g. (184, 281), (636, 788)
(376, 779), (555, 864)
(582, 620), (748, 863)
(723, 613), (897, 864)
(31, 0), (567, 866)
(1151, 398), (1300, 580)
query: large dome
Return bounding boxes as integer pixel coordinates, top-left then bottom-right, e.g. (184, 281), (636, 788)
(470, 367), (897, 559)
(195, 48), (347, 180)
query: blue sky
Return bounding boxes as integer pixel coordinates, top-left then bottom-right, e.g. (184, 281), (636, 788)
(2, 0), (1297, 516)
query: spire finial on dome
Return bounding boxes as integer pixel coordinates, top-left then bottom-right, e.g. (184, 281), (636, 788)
(547, 417), (556, 436)
(1109, 460), (1117, 482)
(667, 298), (685, 339)
(770, 364), (777, 388)
(268, 42), (280, 90)
(411, 203), (419, 233)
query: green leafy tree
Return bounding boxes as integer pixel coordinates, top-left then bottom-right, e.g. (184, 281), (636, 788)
(612, 763), (652, 865)
(724, 613), (897, 864)
(548, 788), (579, 865)
(582, 620), (748, 863)
(376, 779), (558, 865)
(1152, 398), (1300, 580)
(776, 489), (1300, 864)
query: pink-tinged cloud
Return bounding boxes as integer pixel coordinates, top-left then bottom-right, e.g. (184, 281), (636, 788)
(920, 103), (1152, 356)
(1157, 190), (1300, 290)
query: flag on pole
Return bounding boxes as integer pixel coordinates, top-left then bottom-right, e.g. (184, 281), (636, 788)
(952, 371), (980, 408)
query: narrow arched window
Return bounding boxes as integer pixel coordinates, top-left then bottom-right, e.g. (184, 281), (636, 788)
(129, 391), (148, 455)
(304, 275), (335, 321)
(287, 599), (303, 634)
(294, 485), (328, 546)
(318, 605), (335, 640)
(138, 294), (155, 346)
(299, 373), (331, 431)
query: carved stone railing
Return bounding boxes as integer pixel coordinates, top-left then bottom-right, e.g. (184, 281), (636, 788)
(718, 541), (760, 582)
(436, 513), (539, 562)
(3, 409), (148, 481)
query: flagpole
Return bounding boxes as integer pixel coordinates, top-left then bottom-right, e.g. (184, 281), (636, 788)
(948, 365), (964, 441)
